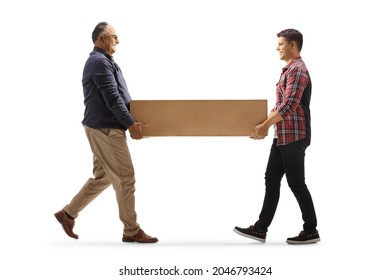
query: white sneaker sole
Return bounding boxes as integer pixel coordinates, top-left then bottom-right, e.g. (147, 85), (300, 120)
(233, 228), (266, 243)
(286, 238), (321, 244)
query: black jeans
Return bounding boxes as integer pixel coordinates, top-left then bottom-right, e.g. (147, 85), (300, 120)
(254, 139), (317, 233)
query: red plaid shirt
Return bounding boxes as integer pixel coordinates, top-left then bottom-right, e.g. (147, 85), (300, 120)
(273, 57), (311, 145)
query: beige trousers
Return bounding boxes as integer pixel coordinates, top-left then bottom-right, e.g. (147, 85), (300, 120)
(64, 127), (140, 237)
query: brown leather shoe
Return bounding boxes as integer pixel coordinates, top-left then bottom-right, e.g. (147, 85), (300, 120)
(122, 229), (158, 243)
(54, 210), (78, 239)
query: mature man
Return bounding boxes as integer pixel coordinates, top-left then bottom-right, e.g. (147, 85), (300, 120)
(54, 22), (158, 243)
(234, 29), (320, 244)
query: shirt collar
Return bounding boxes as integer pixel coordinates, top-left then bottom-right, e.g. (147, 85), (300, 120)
(282, 56), (302, 71)
(93, 46), (114, 61)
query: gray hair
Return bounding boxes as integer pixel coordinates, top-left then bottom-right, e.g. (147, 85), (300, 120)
(92, 22), (109, 43)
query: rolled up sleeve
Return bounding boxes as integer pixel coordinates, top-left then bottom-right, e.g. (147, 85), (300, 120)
(276, 67), (308, 118)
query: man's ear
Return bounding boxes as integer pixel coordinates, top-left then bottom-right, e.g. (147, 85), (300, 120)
(290, 41), (297, 50)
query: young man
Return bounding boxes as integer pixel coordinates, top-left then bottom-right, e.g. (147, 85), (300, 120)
(234, 29), (320, 244)
(54, 22), (158, 243)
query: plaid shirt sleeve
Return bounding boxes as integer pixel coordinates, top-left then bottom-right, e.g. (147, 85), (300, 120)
(276, 65), (308, 116)
(273, 59), (310, 145)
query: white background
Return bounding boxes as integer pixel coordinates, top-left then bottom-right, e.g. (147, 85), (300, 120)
(1, 0), (389, 279)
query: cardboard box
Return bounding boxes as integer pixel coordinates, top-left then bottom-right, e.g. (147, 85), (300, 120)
(130, 100), (267, 136)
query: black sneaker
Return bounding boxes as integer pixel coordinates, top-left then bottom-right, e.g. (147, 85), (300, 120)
(233, 225), (266, 243)
(286, 230), (320, 244)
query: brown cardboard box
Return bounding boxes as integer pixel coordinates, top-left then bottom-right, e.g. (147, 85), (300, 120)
(130, 100), (267, 136)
